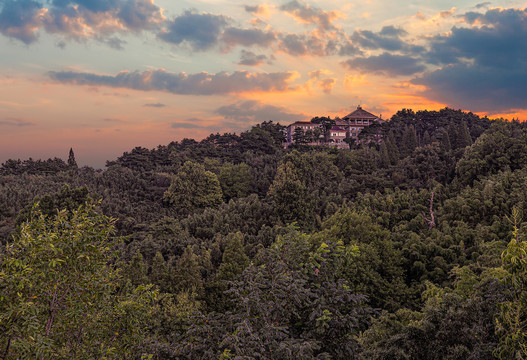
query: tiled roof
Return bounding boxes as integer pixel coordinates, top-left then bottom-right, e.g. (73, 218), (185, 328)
(288, 121), (317, 126)
(342, 106), (379, 120)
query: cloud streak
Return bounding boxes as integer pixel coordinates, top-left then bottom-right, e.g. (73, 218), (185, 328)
(48, 69), (298, 95)
(144, 102), (166, 107)
(0, 118), (34, 126)
(344, 53), (426, 76)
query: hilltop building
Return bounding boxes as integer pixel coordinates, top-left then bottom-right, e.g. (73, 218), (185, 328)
(285, 106), (384, 148)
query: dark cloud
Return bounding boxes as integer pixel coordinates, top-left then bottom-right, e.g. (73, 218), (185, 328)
(144, 102), (166, 107)
(475, 2), (491, 9)
(344, 53), (426, 76)
(51, 0), (120, 13)
(414, 8), (527, 112)
(0, 0), (164, 45)
(117, 0), (164, 30)
(413, 64), (527, 113)
(48, 69), (297, 95)
(238, 50), (270, 66)
(0, 118), (34, 126)
(280, 0), (341, 31)
(216, 100), (305, 123)
(222, 27), (276, 49)
(244, 5), (260, 14)
(278, 33), (339, 56)
(351, 26), (424, 53)
(243, 4), (268, 17)
(379, 25), (406, 37)
(158, 11), (229, 50)
(338, 42), (362, 56)
(0, 0), (43, 44)
(100, 36), (127, 50)
(428, 8), (527, 67)
(49, 0), (164, 31)
(279, 34), (308, 55)
(276, 31), (361, 57)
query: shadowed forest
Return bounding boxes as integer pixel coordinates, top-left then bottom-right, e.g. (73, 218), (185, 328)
(1, 108), (527, 359)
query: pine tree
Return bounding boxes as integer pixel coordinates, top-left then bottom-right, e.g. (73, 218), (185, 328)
(441, 130), (452, 151)
(150, 251), (170, 292)
(386, 130), (400, 164)
(122, 250), (149, 287)
(67, 148), (78, 169)
(379, 141), (391, 168)
(401, 125), (418, 156)
(217, 232), (250, 281)
(174, 246), (204, 296)
(422, 130), (432, 146)
(447, 120), (459, 149)
(459, 121), (473, 148)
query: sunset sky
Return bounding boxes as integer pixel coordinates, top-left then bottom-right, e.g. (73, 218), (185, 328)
(1, 0), (526, 167)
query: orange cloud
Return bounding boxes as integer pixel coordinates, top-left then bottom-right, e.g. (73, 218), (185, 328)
(344, 74), (368, 90)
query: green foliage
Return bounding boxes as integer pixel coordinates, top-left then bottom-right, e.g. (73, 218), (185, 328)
(311, 116), (336, 142)
(216, 232), (249, 281)
(317, 208), (408, 310)
(218, 162), (253, 202)
(0, 203), (157, 359)
(174, 246), (204, 296)
(179, 226), (371, 359)
(163, 161), (223, 215)
(268, 151), (343, 229)
(15, 185), (90, 228)
(360, 272), (504, 360)
(0, 109), (523, 358)
(495, 208), (527, 359)
(120, 250), (149, 287)
(293, 127), (309, 145)
(456, 121), (527, 185)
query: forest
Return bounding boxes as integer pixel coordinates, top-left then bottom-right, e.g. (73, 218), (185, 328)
(1, 107), (526, 359)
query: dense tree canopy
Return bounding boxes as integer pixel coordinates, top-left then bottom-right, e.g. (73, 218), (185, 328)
(1, 107), (526, 359)
(0, 203), (156, 359)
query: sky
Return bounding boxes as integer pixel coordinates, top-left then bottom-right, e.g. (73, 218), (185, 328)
(0, 0), (526, 167)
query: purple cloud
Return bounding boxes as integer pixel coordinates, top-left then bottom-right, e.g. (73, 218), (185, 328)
(48, 69), (297, 95)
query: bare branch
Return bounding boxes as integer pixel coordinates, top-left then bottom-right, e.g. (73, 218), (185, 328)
(422, 192), (435, 229)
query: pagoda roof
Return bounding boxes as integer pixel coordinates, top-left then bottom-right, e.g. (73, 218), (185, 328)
(342, 106), (380, 120)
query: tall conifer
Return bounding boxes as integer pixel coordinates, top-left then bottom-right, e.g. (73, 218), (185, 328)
(67, 148), (78, 168)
